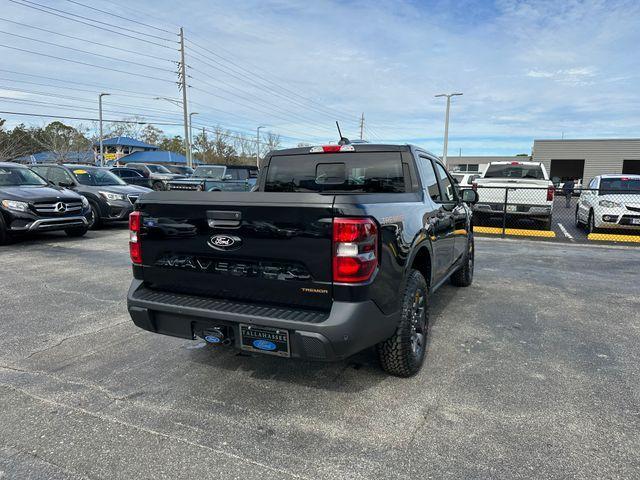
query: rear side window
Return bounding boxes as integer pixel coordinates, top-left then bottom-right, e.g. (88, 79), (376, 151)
(484, 164), (545, 179)
(265, 152), (405, 193)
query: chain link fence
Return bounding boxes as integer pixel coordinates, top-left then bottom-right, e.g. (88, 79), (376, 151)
(472, 185), (640, 244)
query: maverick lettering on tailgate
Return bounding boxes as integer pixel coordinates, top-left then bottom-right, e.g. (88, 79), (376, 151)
(155, 254), (311, 281)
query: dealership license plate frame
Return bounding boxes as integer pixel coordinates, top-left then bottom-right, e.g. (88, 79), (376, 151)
(240, 324), (290, 357)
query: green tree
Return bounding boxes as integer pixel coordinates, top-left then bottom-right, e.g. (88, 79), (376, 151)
(158, 135), (186, 155)
(140, 124), (164, 146)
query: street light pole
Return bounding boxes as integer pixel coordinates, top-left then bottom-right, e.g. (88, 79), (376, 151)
(98, 93), (110, 166)
(256, 126), (265, 167)
(435, 92), (463, 167)
(189, 112), (198, 164)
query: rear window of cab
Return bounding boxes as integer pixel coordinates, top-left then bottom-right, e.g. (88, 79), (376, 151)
(265, 152), (406, 193)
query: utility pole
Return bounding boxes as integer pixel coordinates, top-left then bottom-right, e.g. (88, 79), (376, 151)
(98, 93), (110, 167)
(435, 92), (463, 167)
(189, 112), (198, 164)
(256, 126), (265, 167)
(359, 112), (365, 140)
(178, 27), (191, 168)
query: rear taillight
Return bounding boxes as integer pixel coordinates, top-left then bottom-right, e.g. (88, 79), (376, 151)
(129, 211), (142, 264)
(547, 185), (555, 201)
(332, 218), (378, 283)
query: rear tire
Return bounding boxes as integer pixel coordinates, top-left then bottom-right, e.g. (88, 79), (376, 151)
(574, 207), (582, 229)
(65, 226), (88, 237)
(451, 231), (474, 287)
(377, 269), (429, 378)
(540, 216), (552, 231)
(152, 181), (164, 191)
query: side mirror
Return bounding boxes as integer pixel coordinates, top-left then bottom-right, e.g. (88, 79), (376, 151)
(461, 188), (479, 205)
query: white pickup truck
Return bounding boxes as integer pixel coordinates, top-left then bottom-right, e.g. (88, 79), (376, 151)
(472, 161), (555, 229)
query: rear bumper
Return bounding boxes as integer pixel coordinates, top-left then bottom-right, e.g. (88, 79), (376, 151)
(127, 279), (399, 361)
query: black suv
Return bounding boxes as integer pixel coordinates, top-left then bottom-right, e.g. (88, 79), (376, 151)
(126, 143), (479, 377)
(31, 164), (151, 229)
(110, 167), (154, 189)
(0, 162), (91, 244)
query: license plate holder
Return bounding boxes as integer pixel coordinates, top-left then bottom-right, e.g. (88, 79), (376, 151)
(240, 324), (290, 357)
(631, 218), (640, 225)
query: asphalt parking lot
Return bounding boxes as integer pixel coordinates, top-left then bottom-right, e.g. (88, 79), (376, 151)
(1, 229), (640, 479)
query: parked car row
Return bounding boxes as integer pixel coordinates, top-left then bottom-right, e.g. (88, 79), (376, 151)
(469, 160), (640, 233)
(0, 161), (260, 244)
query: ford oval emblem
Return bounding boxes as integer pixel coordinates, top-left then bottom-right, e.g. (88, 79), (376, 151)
(252, 339), (277, 351)
(207, 234), (242, 251)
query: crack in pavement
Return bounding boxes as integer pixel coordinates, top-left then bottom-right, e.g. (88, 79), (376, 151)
(41, 282), (122, 305)
(22, 320), (130, 361)
(0, 383), (317, 480)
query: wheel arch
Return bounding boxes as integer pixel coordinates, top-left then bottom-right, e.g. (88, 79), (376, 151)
(407, 242), (433, 289)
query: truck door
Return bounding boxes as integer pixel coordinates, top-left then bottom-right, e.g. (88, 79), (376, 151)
(434, 163), (468, 264)
(416, 156), (455, 282)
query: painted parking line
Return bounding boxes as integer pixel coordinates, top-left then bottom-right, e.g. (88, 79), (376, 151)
(557, 223), (574, 241)
(475, 226), (556, 238)
(588, 233), (640, 243)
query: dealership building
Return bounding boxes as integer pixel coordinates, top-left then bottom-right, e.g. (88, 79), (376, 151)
(531, 139), (640, 183)
(447, 138), (640, 184)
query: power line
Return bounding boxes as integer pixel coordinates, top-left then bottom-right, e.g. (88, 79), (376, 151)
(185, 38), (364, 127)
(11, 0), (176, 43)
(7, 0), (177, 50)
(0, 86), (185, 117)
(0, 97), (184, 123)
(0, 44), (176, 84)
(189, 85), (337, 139)
(0, 17), (174, 63)
(186, 48), (360, 128)
(188, 70), (339, 133)
(46, 0), (384, 138)
(0, 30), (176, 73)
(0, 110), (186, 126)
(62, 0), (176, 35)
(0, 69), (179, 101)
(0, 70), (328, 140)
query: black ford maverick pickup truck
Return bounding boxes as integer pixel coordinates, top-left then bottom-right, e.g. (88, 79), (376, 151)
(126, 143), (478, 376)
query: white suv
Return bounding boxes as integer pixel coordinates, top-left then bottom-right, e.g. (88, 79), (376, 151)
(575, 175), (640, 233)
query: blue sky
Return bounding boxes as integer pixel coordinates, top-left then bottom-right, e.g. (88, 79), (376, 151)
(1, 0), (639, 155)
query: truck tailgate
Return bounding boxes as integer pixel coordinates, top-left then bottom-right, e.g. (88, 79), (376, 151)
(475, 179), (551, 205)
(136, 192), (334, 310)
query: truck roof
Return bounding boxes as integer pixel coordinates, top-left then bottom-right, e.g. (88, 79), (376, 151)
(270, 143), (415, 156)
